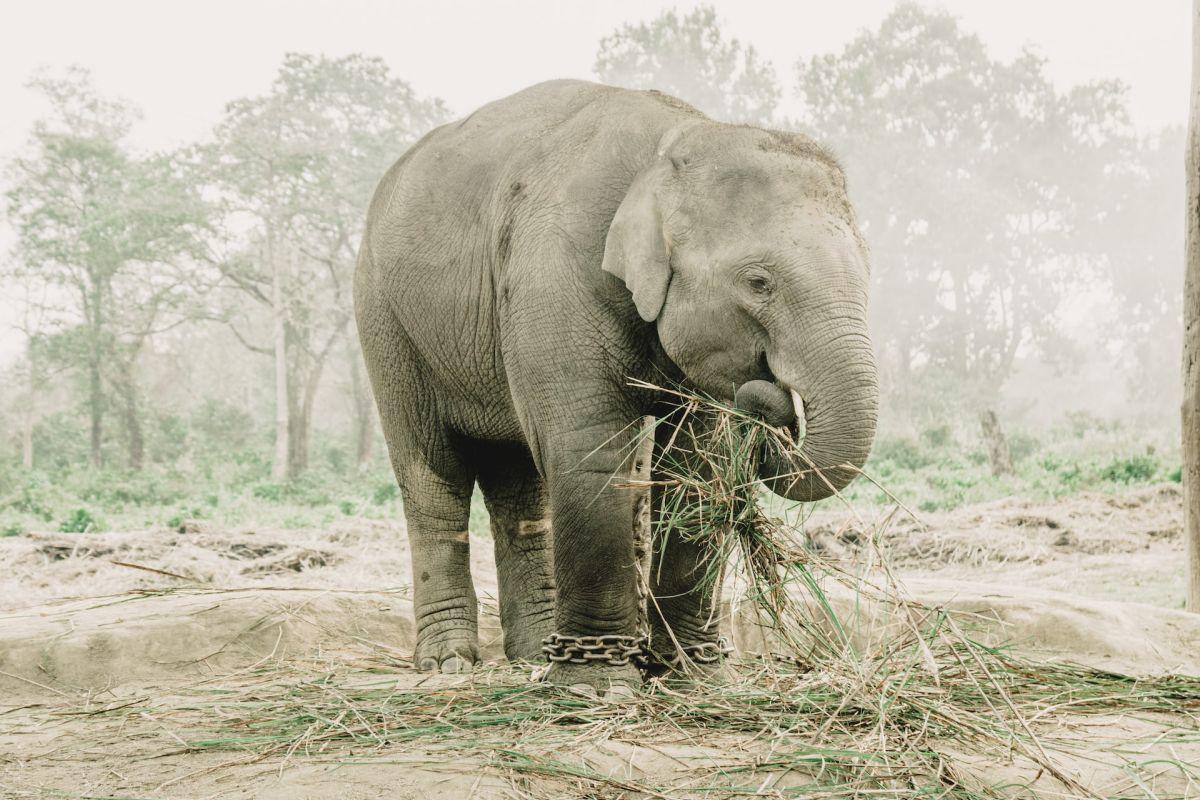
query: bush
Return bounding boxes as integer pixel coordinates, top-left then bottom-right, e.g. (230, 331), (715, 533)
(1100, 455), (1158, 484)
(31, 412), (90, 469)
(4, 471), (58, 521)
(253, 482), (287, 501)
(1007, 431), (1041, 463)
(58, 507), (103, 533)
(190, 399), (256, 455)
(372, 480), (399, 505)
(149, 413), (190, 463)
(67, 469), (182, 508)
(919, 424), (954, 449)
(871, 436), (933, 471)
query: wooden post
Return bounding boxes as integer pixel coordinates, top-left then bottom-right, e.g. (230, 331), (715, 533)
(631, 416), (656, 634)
(1183, 0), (1200, 613)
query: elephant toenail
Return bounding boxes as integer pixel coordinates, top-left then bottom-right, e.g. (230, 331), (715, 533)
(441, 656), (472, 674)
(418, 657), (439, 671)
(603, 684), (637, 704)
(568, 683), (599, 699)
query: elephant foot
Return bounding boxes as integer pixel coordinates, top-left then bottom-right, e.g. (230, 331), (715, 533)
(544, 661), (642, 703)
(646, 632), (733, 683)
(502, 610), (556, 664)
(414, 630), (479, 673)
(658, 658), (732, 688)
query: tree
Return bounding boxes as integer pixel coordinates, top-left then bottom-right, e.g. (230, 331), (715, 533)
(1183, 0), (1200, 613)
(795, 5), (1136, 421)
(202, 53), (449, 479)
(5, 68), (210, 468)
(595, 5), (780, 125)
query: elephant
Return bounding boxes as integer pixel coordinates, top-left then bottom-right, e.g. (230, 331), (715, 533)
(354, 80), (878, 699)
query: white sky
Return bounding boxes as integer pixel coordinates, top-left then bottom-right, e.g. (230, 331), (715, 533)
(0, 0), (1193, 364)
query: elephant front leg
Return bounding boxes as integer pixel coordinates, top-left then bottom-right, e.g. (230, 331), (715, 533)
(542, 424), (646, 699)
(647, 519), (729, 677)
(477, 448), (557, 663)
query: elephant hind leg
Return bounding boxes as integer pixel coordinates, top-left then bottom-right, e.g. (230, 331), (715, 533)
(358, 301), (479, 673)
(398, 448), (480, 673)
(476, 443), (556, 662)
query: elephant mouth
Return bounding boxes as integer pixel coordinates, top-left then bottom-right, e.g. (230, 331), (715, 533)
(733, 378), (804, 441)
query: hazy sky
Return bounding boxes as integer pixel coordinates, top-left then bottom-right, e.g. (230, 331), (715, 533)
(0, 0), (1191, 157)
(0, 0), (1192, 364)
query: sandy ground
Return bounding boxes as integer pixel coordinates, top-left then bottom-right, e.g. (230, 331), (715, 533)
(1, 483), (1196, 798)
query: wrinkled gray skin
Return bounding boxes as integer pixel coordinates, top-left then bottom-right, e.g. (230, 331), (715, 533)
(354, 80), (878, 697)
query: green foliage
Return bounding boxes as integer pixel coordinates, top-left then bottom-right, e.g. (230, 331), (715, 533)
(372, 480), (399, 505)
(58, 507), (103, 533)
(189, 398), (256, 451)
(4, 470), (59, 521)
(919, 425), (954, 449)
(822, 415), (1174, 514)
(30, 412), (90, 470)
(871, 436), (933, 471)
(1099, 454), (1158, 484)
(1007, 431), (1041, 464)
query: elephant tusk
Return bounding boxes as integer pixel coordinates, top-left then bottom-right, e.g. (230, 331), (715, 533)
(790, 389), (807, 444)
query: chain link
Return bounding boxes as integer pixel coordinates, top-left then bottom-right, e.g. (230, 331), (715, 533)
(541, 633), (649, 667)
(652, 636), (734, 669)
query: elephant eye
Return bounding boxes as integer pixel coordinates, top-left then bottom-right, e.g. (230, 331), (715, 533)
(745, 274), (772, 295)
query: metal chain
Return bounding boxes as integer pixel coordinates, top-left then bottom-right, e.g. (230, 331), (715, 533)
(652, 636), (734, 669)
(541, 633), (650, 667)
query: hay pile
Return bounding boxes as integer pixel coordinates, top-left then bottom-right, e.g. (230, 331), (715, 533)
(63, 386), (1200, 798)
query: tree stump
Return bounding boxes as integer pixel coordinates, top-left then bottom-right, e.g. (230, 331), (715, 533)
(979, 408), (1014, 477)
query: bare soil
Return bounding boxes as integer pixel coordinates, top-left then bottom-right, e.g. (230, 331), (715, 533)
(1, 484), (1196, 799)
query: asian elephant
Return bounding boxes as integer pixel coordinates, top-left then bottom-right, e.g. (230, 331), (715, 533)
(354, 80), (877, 699)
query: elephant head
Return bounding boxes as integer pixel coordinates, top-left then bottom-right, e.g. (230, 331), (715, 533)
(602, 121), (878, 502)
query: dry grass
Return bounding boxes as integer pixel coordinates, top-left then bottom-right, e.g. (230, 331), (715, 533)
(23, 385), (1200, 798)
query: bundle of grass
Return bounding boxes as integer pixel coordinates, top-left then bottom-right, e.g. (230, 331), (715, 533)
(625, 379), (1200, 795)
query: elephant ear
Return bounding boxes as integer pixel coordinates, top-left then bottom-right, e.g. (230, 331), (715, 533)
(602, 122), (698, 322)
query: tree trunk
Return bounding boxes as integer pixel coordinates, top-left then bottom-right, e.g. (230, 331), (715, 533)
(118, 361), (144, 470)
(88, 356), (103, 468)
(287, 345), (334, 478)
(270, 236), (290, 482)
(979, 408), (1014, 477)
(349, 341), (375, 470)
(22, 351), (35, 470)
(1183, 0), (1200, 613)
(287, 367), (309, 479)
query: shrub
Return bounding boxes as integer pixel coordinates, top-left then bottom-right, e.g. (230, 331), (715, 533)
(58, 507), (103, 533)
(871, 436), (933, 471)
(5, 471), (58, 521)
(1007, 431), (1041, 463)
(190, 399), (256, 455)
(919, 424), (954, 449)
(253, 482), (287, 501)
(1100, 454), (1158, 484)
(372, 481), (399, 505)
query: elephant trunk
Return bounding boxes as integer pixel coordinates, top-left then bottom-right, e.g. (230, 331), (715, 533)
(734, 328), (878, 503)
